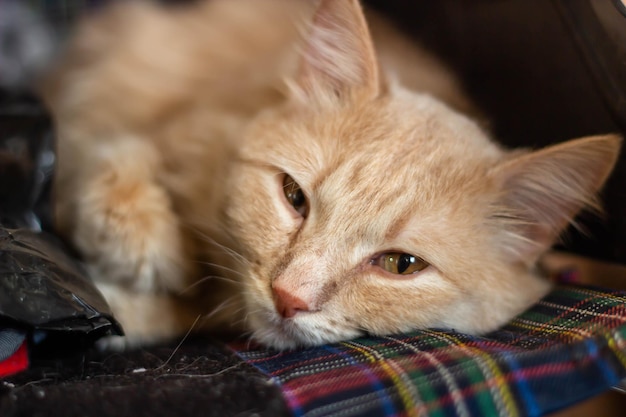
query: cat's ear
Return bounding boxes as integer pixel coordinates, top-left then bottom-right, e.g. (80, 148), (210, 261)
(490, 134), (621, 264)
(292, 0), (383, 101)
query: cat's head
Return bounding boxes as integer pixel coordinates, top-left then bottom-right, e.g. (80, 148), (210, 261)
(224, 0), (621, 349)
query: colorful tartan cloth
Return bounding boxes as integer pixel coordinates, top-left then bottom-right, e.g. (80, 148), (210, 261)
(237, 285), (626, 417)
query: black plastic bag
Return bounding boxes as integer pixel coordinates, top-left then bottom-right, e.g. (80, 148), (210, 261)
(0, 92), (122, 360)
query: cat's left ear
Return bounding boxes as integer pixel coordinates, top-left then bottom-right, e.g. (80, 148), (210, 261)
(292, 0), (384, 101)
(490, 134), (621, 264)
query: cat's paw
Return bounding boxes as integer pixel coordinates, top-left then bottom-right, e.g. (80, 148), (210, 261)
(74, 174), (191, 293)
(95, 335), (132, 352)
(95, 282), (198, 351)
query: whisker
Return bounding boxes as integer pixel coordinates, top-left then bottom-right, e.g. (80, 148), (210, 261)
(231, 307), (265, 328)
(179, 223), (251, 267)
(177, 275), (242, 296)
(203, 297), (238, 321)
(244, 307), (265, 323)
(200, 236), (250, 267)
(154, 315), (202, 371)
(239, 330), (254, 339)
(197, 262), (246, 278)
(228, 305), (249, 317)
(245, 332), (262, 350)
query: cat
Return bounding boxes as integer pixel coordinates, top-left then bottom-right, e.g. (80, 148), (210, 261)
(42, 0), (621, 350)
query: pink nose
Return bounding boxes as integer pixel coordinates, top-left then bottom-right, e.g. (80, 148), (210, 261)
(272, 286), (310, 318)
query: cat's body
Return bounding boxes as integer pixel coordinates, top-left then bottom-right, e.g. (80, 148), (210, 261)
(44, 0), (620, 349)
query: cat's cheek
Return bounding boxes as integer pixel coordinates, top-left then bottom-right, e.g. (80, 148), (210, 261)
(366, 263), (435, 281)
(349, 268), (457, 333)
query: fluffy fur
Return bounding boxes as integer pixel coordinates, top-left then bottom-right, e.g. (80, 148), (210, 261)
(43, 0), (621, 349)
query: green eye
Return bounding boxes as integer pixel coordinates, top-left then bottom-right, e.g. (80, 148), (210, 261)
(375, 252), (429, 275)
(283, 174), (308, 217)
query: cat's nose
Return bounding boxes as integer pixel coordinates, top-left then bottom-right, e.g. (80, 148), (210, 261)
(272, 286), (310, 318)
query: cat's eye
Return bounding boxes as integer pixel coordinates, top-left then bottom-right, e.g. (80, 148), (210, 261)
(374, 252), (429, 275)
(283, 174), (308, 217)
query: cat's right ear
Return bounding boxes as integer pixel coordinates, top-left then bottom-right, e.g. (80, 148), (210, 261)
(290, 0), (383, 102)
(489, 134), (621, 265)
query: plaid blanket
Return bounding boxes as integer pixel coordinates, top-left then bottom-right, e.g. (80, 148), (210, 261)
(237, 285), (626, 417)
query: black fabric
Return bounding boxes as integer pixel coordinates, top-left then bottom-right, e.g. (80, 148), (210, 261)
(0, 338), (291, 417)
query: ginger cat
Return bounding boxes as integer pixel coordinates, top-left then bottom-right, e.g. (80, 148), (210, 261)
(43, 0), (621, 349)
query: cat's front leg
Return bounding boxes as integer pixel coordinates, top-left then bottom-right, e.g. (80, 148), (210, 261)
(65, 139), (193, 294)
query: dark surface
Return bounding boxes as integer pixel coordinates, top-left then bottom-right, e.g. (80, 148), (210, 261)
(0, 338), (291, 417)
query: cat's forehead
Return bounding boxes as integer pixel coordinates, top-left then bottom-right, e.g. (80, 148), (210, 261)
(268, 93), (503, 190)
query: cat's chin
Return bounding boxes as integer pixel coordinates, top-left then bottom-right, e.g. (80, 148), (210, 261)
(248, 309), (364, 350)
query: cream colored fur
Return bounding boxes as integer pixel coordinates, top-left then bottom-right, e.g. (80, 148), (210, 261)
(43, 0), (621, 349)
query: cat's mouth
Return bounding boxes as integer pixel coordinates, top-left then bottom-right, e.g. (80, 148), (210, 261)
(248, 306), (363, 350)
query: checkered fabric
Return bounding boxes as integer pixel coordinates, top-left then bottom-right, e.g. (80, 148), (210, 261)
(237, 285), (626, 417)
